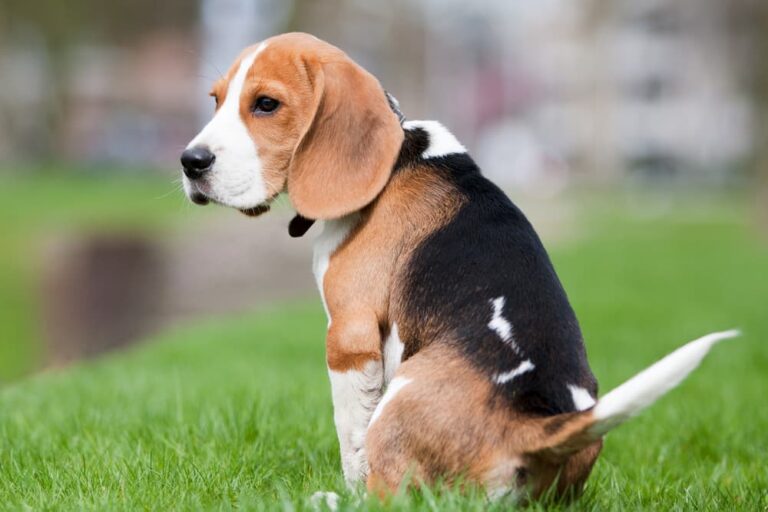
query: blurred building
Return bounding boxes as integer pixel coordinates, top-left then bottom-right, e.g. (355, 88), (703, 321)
(0, 0), (758, 187)
(1, 0), (765, 378)
(0, 0), (200, 167)
(419, 0), (753, 189)
(604, 0), (752, 183)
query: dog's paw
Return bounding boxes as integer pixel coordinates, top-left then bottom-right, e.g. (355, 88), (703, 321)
(341, 447), (369, 488)
(310, 491), (340, 510)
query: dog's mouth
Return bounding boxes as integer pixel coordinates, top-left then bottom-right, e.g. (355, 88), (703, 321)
(237, 191), (279, 217)
(239, 204), (271, 217)
(186, 182), (273, 217)
(189, 190), (210, 205)
(189, 185), (311, 234)
(188, 184), (313, 234)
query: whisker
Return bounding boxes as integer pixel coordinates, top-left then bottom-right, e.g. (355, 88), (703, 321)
(153, 176), (186, 201)
(154, 185), (183, 201)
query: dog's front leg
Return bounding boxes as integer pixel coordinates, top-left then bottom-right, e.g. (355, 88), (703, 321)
(326, 314), (383, 487)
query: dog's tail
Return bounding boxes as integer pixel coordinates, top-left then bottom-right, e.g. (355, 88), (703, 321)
(526, 329), (739, 459)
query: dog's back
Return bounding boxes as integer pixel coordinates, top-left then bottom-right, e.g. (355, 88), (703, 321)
(393, 125), (597, 417)
(361, 122), (600, 500)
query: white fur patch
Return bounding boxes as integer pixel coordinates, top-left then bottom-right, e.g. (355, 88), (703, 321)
(568, 384), (596, 411)
(488, 296), (521, 355)
(489, 296), (534, 385)
(488, 296), (512, 342)
(310, 491), (340, 510)
(329, 361), (383, 486)
(369, 376), (411, 427)
(486, 486), (524, 503)
(383, 323), (404, 385)
(484, 457), (526, 503)
(591, 329), (739, 435)
(184, 42), (269, 208)
(403, 120), (467, 159)
(312, 215), (360, 326)
(493, 359), (535, 384)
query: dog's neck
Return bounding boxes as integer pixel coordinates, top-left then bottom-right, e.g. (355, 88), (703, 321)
(391, 127), (430, 174)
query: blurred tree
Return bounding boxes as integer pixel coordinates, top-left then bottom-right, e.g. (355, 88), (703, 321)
(727, 0), (768, 232)
(0, 0), (198, 46)
(0, 0), (198, 160)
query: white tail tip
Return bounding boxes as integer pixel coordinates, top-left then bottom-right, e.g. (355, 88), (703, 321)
(591, 329), (739, 435)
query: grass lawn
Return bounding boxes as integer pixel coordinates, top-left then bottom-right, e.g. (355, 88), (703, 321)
(1, 190), (767, 510)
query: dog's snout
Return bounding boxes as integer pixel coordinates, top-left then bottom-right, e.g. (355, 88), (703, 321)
(181, 146), (215, 179)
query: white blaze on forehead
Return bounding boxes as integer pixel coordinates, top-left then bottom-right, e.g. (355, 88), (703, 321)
(403, 120), (467, 159)
(188, 43), (265, 149)
(568, 384), (596, 411)
(185, 42), (269, 209)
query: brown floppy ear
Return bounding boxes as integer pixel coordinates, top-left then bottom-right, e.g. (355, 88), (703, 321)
(288, 58), (404, 220)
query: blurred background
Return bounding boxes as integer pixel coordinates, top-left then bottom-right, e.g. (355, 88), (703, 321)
(1, 0), (767, 382)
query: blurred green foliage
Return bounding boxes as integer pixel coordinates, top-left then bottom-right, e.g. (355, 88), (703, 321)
(0, 0), (198, 45)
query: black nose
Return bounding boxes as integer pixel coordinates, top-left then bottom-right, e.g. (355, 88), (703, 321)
(181, 146), (215, 179)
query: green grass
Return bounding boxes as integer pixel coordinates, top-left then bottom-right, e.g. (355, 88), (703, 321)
(1, 191), (767, 510)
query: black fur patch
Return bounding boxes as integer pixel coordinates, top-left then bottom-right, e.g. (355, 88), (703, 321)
(288, 215), (316, 237)
(393, 127), (430, 171)
(397, 127), (597, 417)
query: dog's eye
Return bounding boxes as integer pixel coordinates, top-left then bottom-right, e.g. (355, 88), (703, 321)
(252, 96), (280, 115)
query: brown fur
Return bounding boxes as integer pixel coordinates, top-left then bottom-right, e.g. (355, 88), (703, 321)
(288, 56), (403, 219)
(366, 343), (602, 500)
(203, 32), (605, 501)
(324, 163), (465, 371)
(208, 33), (403, 218)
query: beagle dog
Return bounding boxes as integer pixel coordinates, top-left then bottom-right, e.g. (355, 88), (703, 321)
(180, 33), (736, 502)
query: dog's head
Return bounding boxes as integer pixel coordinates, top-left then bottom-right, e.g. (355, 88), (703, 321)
(181, 32), (404, 220)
